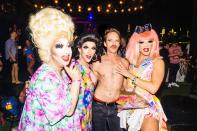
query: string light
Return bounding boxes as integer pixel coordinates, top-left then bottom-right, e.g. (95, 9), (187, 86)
(97, 6), (101, 12)
(128, 8), (131, 12)
(78, 5), (82, 9)
(34, 4), (38, 8)
(67, 3), (71, 7)
(32, 1), (144, 14)
(87, 7), (92, 12)
(106, 9), (110, 13)
(107, 3), (111, 8)
(78, 8), (82, 12)
(54, 0), (58, 4)
(78, 5), (82, 12)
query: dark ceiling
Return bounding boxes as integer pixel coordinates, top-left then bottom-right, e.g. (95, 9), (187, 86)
(0, 0), (196, 58)
(0, 0), (194, 34)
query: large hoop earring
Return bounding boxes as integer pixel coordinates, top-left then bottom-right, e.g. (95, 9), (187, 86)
(92, 54), (97, 61)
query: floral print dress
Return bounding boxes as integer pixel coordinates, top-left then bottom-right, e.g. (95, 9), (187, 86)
(18, 64), (75, 131)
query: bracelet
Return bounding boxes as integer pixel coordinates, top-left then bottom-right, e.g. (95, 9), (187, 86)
(131, 76), (138, 85)
(133, 85), (136, 92)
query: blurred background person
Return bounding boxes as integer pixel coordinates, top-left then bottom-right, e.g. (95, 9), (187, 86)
(168, 42), (182, 88)
(23, 39), (35, 77)
(118, 36), (127, 57)
(5, 31), (22, 84)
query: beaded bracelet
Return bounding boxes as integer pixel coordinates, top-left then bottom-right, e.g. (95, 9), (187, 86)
(132, 77), (138, 92)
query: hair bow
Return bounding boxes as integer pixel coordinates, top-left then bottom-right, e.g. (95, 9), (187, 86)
(134, 24), (152, 34)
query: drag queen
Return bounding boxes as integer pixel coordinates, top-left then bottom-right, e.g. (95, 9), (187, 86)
(71, 33), (103, 130)
(18, 7), (81, 130)
(116, 24), (167, 131)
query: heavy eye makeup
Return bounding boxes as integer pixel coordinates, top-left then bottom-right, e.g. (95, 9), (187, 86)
(139, 41), (144, 44)
(139, 40), (153, 44)
(92, 47), (96, 50)
(148, 40), (153, 43)
(82, 45), (96, 50)
(82, 45), (88, 49)
(55, 43), (64, 48)
(55, 42), (72, 48)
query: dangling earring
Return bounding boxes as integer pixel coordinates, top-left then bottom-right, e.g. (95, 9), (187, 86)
(92, 54), (97, 61)
(75, 54), (79, 59)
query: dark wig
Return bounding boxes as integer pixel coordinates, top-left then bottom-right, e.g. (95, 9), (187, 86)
(72, 33), (103, 62)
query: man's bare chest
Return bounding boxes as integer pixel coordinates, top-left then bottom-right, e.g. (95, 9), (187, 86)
(97, 62), (122, 78)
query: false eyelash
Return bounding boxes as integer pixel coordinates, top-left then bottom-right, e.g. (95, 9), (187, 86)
(55, 43), (63, 48)
(139, 41), (144, 44)
(82, 46), (88, 49)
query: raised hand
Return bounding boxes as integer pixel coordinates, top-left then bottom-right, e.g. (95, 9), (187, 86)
(64, 65), (81, 81)
(115, 62), (133, 78)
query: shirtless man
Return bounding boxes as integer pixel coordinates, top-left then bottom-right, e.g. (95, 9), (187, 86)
(92, 28), (129, 131)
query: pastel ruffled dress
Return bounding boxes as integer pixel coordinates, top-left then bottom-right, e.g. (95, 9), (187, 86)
(117, 58), (168, 131)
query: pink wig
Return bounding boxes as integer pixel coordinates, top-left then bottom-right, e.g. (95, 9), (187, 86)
(125, 29), (160, 65)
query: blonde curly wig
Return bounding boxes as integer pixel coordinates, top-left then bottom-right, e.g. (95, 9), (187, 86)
(29, 7), (75, 63)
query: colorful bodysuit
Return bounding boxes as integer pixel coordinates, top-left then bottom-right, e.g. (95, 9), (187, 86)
(117, 58), (167, 131)
(71, 60), (97, 131)
(18, 64), (74, 131)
